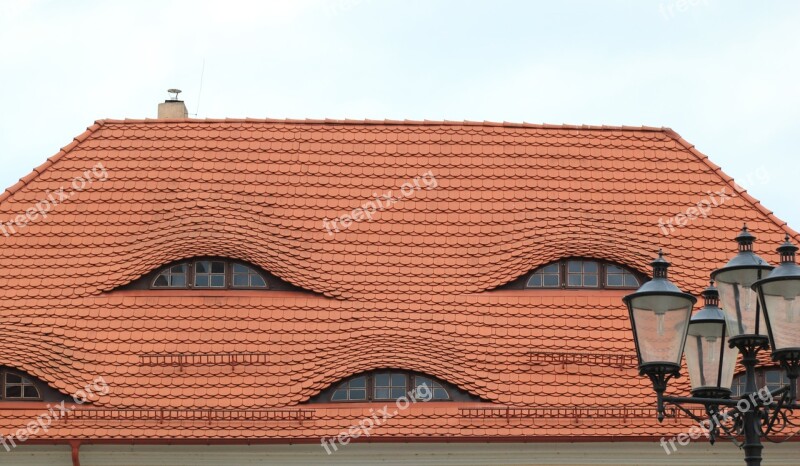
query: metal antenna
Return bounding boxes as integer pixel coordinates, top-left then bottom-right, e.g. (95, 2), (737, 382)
(167, 88), (182, 100)
(193, 59), (205, 117)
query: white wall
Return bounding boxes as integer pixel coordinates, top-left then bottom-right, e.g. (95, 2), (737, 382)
(3, 442), (798, 466)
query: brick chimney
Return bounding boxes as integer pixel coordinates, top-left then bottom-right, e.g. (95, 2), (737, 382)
(158, 89), (188, 119)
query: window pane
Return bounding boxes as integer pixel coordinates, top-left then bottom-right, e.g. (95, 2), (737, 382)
(349, 377), (366, 388)
(567, 274), (582, 287)
(171, 275), (186, 287)
(233, 274), (249, 287)
(210, 275), (225, 287)
(211, 261), (225, 274)
(583, 261), (598, 273)
(195, 275), (209, 287)
(624, 274), (639, 287)
(526, 274), (542, 287)
(195, 261), (208, 273)
(567, 261), (582, 273)
(153, 274), (169, 287)
(584, 274), (598, 287)
(607, 265), (622, 273)
(375, 388), (390, 399)
(607, 274), (623, 286)
(391, 374), (406, 386)
(375, 374), (390, 386)
(349, 389), (366, 400)
(5, 386), (21, 398)
(233, 263), (248, 273)
(331, 390), (347, 401)
(5, 373), (21, 384)
(766, 371), (781, 384)
(171, 264), (186, 274)
(391, 387), (406, 399)
(543, 274), (559, 287)
(250, 275), (267, 288)
(433, 388), (449, 400)
(23, 386), (39, 398)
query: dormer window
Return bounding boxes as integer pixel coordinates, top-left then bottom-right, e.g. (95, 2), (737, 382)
(118, 257), (314, 293)
(151, 258), (268, 289)
(194, 260), (226, 288)
(309, 370), (481, 403)
(152, 264), (188, 288)
(731, 368), (797, 398)
(2, 370), (41, 400)
(232, 263), (267, 288)
(506, 259), (643, 290)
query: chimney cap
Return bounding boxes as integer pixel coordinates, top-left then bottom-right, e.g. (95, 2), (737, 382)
(167, 88), (182, 101)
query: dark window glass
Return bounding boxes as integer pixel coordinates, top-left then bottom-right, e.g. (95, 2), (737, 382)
(606, 263), (640, 288)
(527, 263), (560, 288)
(251, 275), (267, 287)
(331, 376), (368, 401)
(152, 263), (188, 288)
(373, 372), (407, 400)
(194, 261), (226, 288)
(732, 369), (795, 398)
(624, 274), (639, 287)
(566, 260), (599, 288)
(414, 376), (450, 400)
(231, 263), (268, 289)
(3, 372), (40, 399)
(524, 260), (639, 289)
(322, 371), (462, 403)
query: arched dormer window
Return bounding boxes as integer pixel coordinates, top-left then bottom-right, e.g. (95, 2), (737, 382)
(502, 258), (643, 290)
(731, 368), (797, 398)
(0, 366), (89, 403)
(152, 259), (267, 289)
(118, 257), (310, 292)
(308, 370), (481, 403)
(2, 371), (40, 400)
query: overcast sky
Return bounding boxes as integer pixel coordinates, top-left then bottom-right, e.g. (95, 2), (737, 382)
(1, 0), (798, 232)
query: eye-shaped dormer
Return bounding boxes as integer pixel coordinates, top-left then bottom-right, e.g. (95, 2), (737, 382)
(118, 257), (312, 292)
(501, 258), (644, 290)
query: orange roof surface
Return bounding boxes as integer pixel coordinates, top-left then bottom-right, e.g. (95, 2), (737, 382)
(0, 118), (797, 443)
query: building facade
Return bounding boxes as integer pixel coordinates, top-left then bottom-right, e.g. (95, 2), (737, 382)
(0, 117), (797, 465)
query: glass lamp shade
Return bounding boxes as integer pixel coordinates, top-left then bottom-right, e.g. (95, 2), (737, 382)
(753, 236), (800, 358)
(684, 284), (738, 397)
(711, 226), (773, 338)
(623, 251), (697, 372)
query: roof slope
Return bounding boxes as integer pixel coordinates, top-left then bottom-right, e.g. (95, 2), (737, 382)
(0, 119), (796, 442)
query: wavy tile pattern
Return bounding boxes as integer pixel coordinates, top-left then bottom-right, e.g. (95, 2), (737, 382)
(0, 119), (796, 440)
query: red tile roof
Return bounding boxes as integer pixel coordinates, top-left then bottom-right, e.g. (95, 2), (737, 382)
(0, 118), (796, 442)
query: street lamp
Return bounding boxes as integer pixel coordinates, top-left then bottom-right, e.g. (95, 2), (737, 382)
(711, 226), (773, 344)
(622, 250), (695, 420)
(623, 227), (800, 466)
(753, 235), (800, 402)
(684, 282), (739, 400)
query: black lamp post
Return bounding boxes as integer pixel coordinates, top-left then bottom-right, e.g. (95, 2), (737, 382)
(623, 226), (800, 466)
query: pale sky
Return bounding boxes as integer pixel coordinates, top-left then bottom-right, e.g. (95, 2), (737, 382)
(1, 0), (799, 231)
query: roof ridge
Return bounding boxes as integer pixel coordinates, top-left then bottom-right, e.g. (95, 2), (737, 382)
(664, 128), (800, 239)
(0, 120), (106, 205)
(96, 117), (670, 132)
